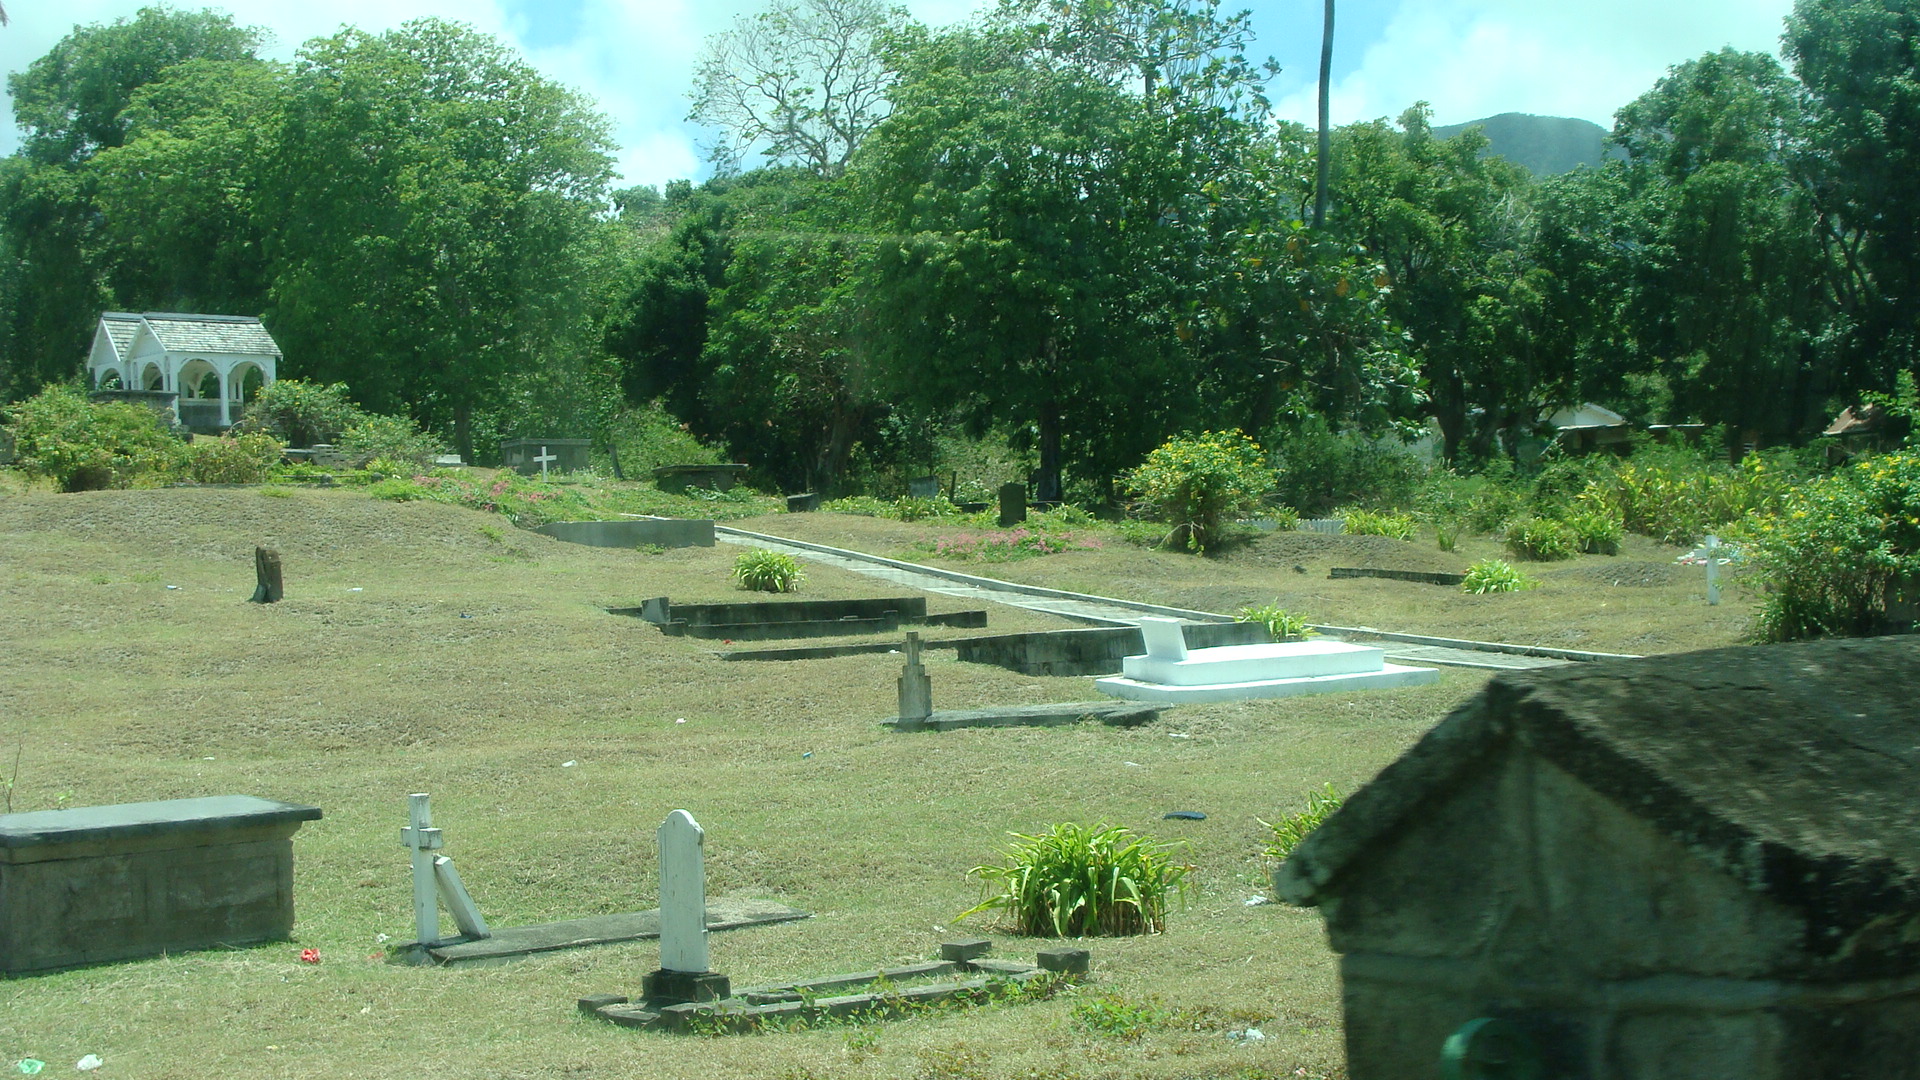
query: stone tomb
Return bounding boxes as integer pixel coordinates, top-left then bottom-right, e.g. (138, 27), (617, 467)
(0, 795), (322, 974)
(1275, 636), (1920, 1080)
(1095, 617), (1438, 703)
(500, 438), (591, 477)
(615, 596), (986, 641)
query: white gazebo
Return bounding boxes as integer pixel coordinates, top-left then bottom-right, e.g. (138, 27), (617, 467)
(88, 312), (282, 430)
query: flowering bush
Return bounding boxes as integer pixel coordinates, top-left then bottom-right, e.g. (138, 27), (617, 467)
(1125, 430), (1273, 553)
(186, 431), (286, 484)
(1741, 450), (1920, 641)
(408, 471), (593, 527)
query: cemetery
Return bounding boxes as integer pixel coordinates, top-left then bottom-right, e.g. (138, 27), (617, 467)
(0, 476), (1878, 1078)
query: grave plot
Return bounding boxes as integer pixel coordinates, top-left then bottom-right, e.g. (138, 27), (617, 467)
(612, 595), (987, 641)
(582, 810), (1086, 1033)
(1096, 618), (1439, 703)
(389, 795), (808, 967)
(885, 633), (1162, 731)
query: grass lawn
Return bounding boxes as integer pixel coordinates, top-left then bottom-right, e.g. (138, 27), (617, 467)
(0, 483), (1753, 1078)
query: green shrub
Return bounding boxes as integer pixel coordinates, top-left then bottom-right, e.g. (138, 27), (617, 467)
(604, 400), (723, 474)
(1269, 417), (1427, 515)
(1575, 444), (1800, 546)
(1564, 509), (1623, 555)
(1341, 508), (1417, 541)
(1259, 783), (1343, 861)
(1071, 993), (1172, 1041)
(959, 822), (1194, 936)
(1742, 450), (1920, 641)
(1236, 603), (1318, 641)
(1462, 558), (1538, 594)
(1124, 430), (1273, 553)
(186, 431), (285, 484)
(367, 477), (429, 501)
(236, 379), (363, 447)
(732, 550), (805, 593)
(1434, 520), (1459, 552)
(3, 384), (187, 491)
(339, 413), (441, 469)
(1503, 516), (1576, 561)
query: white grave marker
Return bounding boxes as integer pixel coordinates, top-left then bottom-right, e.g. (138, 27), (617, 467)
(534, 445), (557, 478)
(658, 809), (710, 973)
(1705, 534), (1721, 606)
(1136, 617), (1190, 661)
(401, 793), (443, 943)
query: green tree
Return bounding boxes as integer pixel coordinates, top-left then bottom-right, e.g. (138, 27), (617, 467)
(853, 27), (1201, 501)
(260, 19), (616, 461)
(1787, 0), (1920, 391)
(1612, 49), (1830, 441)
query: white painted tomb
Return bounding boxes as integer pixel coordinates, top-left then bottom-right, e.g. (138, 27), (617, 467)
(1094, 617), (1439, 703)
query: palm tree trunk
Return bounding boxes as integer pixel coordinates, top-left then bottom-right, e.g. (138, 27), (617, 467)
(1313, 0), (1335, 229)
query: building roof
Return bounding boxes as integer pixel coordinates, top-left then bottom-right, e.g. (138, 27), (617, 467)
(98, 311), (281, 359)
(1276, 637), (1920, 955)
(1824, 403), (1887, 437)
(98, 312), (142, 361)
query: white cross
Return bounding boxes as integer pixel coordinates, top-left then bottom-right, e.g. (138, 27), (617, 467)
(534, 446), (557, 478)
(400, 793), (444, 944)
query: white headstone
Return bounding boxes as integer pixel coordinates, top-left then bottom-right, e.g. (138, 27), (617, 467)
(1705, 534), (1721, 606)
(534, 445), (557, 478)
(1137, 617), (1189, 661)
(657, 809), (709, 973)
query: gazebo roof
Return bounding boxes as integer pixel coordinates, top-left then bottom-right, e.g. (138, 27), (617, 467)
(99, 312), (282, 359)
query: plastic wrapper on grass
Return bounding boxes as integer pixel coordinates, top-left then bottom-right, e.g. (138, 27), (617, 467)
(958, 822), (1194, 937)
(732, 550), (805, 593)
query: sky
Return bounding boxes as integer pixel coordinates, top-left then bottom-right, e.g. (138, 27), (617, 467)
(0, 0), (1798, 188)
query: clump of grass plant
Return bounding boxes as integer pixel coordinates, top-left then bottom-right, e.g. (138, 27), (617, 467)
(1236, 603), (1318, 641)
(1503, 516), (1576, 561)
(1563, 509), (1623, 555)
(959, 822), (1193, 937)
(732, 549), (805, 592)
(1462, 558), (1538, 594)
(1260, 783), (1343, 861)
(1341, 508), (1417, 541)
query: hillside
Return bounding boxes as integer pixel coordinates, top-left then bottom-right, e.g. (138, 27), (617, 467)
(1432, 112), (1615, 175)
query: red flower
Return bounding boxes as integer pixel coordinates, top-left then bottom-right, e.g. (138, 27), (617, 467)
(300, 948), (321, 964)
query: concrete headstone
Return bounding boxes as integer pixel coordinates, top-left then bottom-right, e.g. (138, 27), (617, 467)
(1136, 617), (1190, 661)
(658, 809), (709, 974)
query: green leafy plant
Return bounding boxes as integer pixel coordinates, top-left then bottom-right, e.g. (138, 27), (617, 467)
(339, 413), (441, 469)
(1341, 508), (1417, 541)
(1434, 520), (1459, 552)
(186, 431), (285, 484)
(958, 822), (1193, 936)
(732, 550), (805, 593)
(920, 527), (1099, 562)
(1236, 603), (1318, 641)
(367, 477), (429, 502)
(1462, 558), (1538, 594)
(3, 384), (187, 491)
(1259, 783), (1343, 861)
(1563, 509), (1623, 555)
(235, 379), (363, 447)
(1741, 449), (1920, 641)
(1071, 993), (1172, 1041)
(1124, 430), (1273, 553)
(1503, 516), (1576, 561)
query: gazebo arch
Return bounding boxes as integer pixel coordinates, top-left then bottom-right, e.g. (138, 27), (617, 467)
(231, 361), (267, 406)
(96, 368), (124, 390)
(141, 362), (165, 391)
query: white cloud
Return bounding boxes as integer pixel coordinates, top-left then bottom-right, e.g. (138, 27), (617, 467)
(1273, 0), (1799, 130)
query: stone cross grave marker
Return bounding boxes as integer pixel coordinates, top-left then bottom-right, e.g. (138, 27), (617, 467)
(399, 793), (490, 946)
(534, 445), (557, 479)
(898, 631), (933, 724)
(1705, 534), (1722, 606)
(658, 809), (709, 974)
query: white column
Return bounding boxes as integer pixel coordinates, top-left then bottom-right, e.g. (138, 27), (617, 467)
(217, 367), (233, 427)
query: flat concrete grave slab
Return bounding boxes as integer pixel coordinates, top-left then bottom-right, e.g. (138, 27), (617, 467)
(1095, 617), (1438, 704)
(0, 795), (322, 974)
(1329, 567), (1467, 586)
(584, 941), (1070, 1033)
(537, 518), (715, 548)
(614, 596), (987, 641)
(953, 621), (1269, 677)
(885, 701), (1162, 732)
(415, 897), (810, 966)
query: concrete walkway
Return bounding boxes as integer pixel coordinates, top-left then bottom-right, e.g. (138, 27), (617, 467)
(716, 527), (1634, 671)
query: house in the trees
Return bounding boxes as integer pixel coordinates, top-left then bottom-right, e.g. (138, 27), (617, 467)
(88, 312), (281, 431)
(1275, 636), (1920, 1080)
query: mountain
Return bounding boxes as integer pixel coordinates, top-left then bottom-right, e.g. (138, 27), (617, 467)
(1431, 113), (1613, 176)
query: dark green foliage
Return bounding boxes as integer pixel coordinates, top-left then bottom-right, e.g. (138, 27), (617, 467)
(237, 380), (363, 448)
(1268, 417), (1427, 515)
(1503, 516), (1576, 561)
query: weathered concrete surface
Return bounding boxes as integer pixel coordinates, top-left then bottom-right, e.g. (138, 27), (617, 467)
(0, 795), (322, 973)
(1275, 636), (1920, 1080)
(537, 518), (715, 549)
(955, 621), (1270, 677)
